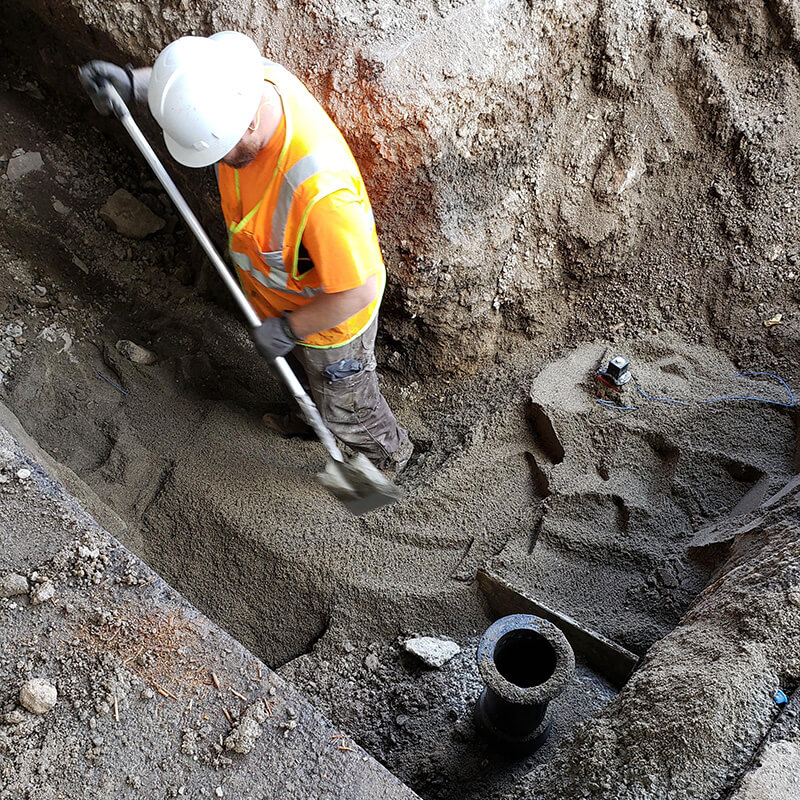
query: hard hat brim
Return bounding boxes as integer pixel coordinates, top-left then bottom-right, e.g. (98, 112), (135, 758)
(163, 125), (249, 169)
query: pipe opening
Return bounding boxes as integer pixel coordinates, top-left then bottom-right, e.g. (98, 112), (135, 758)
(494, 629), (557, 688)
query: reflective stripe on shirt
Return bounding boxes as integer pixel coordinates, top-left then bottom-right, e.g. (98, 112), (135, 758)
(229, 248), (322, 298)
(269, 147), (352, 252)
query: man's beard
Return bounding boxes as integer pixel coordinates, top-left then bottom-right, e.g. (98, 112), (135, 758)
(221, 141), (260, 169)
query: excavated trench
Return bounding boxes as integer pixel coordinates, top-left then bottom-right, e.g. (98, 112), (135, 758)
(2, 37), (800, 800)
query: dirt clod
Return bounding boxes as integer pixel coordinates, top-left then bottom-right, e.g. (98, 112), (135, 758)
(0, 572), (28, 597)
(29, 579), (54, 605)
(224, 702), (267, 754)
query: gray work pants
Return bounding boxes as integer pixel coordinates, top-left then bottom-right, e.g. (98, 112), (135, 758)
(284, 319), (411, 470)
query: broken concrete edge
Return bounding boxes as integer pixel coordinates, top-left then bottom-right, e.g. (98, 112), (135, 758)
(727, 685), (800, 799)
(0, 413), (420, 800)
(476, 569), (639, 689)
(690, 474), (800, 552)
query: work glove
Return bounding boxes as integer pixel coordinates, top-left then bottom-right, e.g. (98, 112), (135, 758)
(78, 61), (147, 115)
(251, 314), (301, 360)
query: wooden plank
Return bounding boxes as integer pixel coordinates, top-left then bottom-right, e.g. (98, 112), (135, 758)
(476, 569), (639, 688)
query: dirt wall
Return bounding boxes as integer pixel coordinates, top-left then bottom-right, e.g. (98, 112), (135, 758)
(8, 0), (797, 379)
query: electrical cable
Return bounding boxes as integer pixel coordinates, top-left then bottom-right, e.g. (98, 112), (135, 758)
(701, 371), (795, 408)
(595, 370), (795, 413)
(595, 398), (638, 412)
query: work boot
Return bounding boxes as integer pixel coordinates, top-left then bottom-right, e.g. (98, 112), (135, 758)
(261, 412), (315, 439)
(394, 437), (432, 480)
(391, 435), (415, 473)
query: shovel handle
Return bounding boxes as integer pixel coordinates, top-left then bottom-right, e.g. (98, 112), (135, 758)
(95, 83), (345, 463)
(271, 356), (343, 461)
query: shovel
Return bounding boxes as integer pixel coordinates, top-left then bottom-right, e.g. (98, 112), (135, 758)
(80, 79), (400, 515)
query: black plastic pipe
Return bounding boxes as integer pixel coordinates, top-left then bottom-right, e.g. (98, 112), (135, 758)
(474, 614), (575, 755)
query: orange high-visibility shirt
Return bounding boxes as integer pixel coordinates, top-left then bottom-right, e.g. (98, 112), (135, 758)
(218, 61), (385, 348)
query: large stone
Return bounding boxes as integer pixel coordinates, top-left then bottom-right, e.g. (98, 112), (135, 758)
(116, 340), (157, 365)
(19, 678), (57, 714)
(402, 636), (460, 668)
(5, 151), (43, 181)
(99, 189), (165, 240)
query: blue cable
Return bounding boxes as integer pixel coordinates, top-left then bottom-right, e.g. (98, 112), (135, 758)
(701, 372), (795, 408)
(595, 371), (795, 413)
(96, 371), (129, 397)
(635, 385), (689, 406)
(595, 398), (638, 412)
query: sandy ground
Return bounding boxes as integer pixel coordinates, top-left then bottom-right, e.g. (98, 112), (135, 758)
(2, 6), (800, 797)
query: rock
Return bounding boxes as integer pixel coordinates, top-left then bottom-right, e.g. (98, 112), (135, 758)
(224, 701), (266, 754)
(99, 189), (165, 239)
(16, 468), (31, 480)
(30, 580), (55, 605)
(52, 199), (70, 215)
(0, 573), (29, 597)
(19, 679), (57, 714)
(72, 256), (89, 274)
(364, 653), (380, 672)
(116, 339), (157, 365)
(224, 716), (262, 754)
(6, 151), (43, 181)
(402, 636), (461, 668)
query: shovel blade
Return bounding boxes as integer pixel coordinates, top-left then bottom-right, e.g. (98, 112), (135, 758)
(317, 454), (401, 515)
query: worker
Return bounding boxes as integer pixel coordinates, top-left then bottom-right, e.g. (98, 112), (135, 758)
(80, 31), (412, 472)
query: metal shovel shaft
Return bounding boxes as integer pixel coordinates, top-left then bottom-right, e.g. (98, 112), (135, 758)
(103, 84), (345, 464)
(270, 355), (343, 461)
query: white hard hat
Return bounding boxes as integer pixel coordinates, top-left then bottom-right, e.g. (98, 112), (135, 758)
(148, 31), (264, 168)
